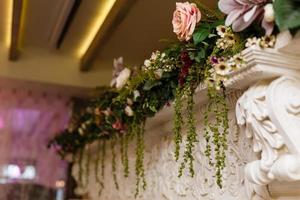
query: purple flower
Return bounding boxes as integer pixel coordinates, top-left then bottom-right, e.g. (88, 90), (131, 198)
(210, 56), (219, 64)
(218, 0), (274, 35)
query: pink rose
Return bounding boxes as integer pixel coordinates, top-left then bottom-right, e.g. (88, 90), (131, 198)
(172, 2), (201, 41)
(112, 119), (123, 130)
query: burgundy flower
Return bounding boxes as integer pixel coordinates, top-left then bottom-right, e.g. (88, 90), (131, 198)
(218, 0), (274, 35)
(178, 51), (193, 87)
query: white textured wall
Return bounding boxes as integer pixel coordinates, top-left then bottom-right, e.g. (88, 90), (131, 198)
(72, 91), (256, 200)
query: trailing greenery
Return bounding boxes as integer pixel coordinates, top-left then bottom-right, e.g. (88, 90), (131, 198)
(95, 141), (104, 196)
(178, 87), (197, 177)
(111, 138), (119, 190)
(78, 148), (84, 187)
(120, 134), (129, 177)
(204, 83), (229, 187)
(173, 87), (184, 161)
(134, 121), (146, 198)
(85, 145), (91, 186)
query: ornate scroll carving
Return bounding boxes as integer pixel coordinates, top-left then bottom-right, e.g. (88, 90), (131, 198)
(236, 76), (300, 200)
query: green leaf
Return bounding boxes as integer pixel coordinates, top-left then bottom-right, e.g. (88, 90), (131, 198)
(143, 80), (161, 91)
(208, 33), (217, 38)
(194, 49), (205, 63)
(211, 20), (225, 28)
(149, 105), (157, 113)
(193, 23), (212, 45)
(193, 29), (210, 45)
(274, 0), (300, 30)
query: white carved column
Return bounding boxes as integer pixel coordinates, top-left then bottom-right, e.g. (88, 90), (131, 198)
(234, 42), (300, 200)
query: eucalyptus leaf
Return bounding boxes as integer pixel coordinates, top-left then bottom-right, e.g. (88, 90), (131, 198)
(274, 0), (300, 30)
(208, 33), (217, 38)
(143, 80), (162, 91)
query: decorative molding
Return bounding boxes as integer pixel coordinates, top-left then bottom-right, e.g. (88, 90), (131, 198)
(72, 46), (300, 199)
(236, 76), (300, 199)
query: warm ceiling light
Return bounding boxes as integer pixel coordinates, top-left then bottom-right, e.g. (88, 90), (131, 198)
(77, 0), (116, 57)
(5, 0), (13, 47)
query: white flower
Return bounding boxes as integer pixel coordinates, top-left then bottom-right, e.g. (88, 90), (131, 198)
(116, 68), (131, 89)
(216, 34), (235, 50)
(81, 123), (87, 130)
(78, 128), (84, 135)
(214, 62), (231, 76)
(110, 57), (124, 87)
(127, 98), (133, 105)
(151, 51), (159, 60)
(144, 59), (151, 67)
(154, 69), (163, 79)
(125, 106), (134, 116)
(259, 35), (276, 48)
(102, 108), (112, 116)
(264, 3), (275, 23)
(133, 90), (140, 101)
(245, 37), (260, 48)
(216, 25), (229, 37)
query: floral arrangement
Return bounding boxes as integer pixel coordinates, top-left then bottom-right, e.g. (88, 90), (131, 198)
(49, 0), (299, 198)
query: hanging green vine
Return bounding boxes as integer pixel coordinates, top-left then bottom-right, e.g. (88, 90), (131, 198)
(178, 87), (198, 177)
(173, 87), (184, 161)
(120, 134), (129, 177)
(78, 148), (84, 187)
(111, 138), (119, 190)
(204, 82), (229, 188)
(101, 140), (106, 181)
(95, 141), (104, 196)
(134, 121), (146, 198)
(85, 145), (91, 186)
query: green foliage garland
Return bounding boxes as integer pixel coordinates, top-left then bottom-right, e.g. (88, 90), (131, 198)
(47, 0), (284, 197)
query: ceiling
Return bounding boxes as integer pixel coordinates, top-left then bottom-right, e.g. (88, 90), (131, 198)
(0, 0), (218, 96)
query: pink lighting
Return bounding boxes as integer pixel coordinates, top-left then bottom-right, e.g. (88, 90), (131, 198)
(0, 117), (4, 129)
(0, 88), (71, 188)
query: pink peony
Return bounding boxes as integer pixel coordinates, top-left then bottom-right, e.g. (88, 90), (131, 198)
(218, 0), (274, 35)
(172, 2), (201, 41)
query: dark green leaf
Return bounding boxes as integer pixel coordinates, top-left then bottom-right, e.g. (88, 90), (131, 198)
(211, 20), (225, 28)
(274, 0), (300, 30)
(143, 80), (162, 91)
(193, 29), (210, 45)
